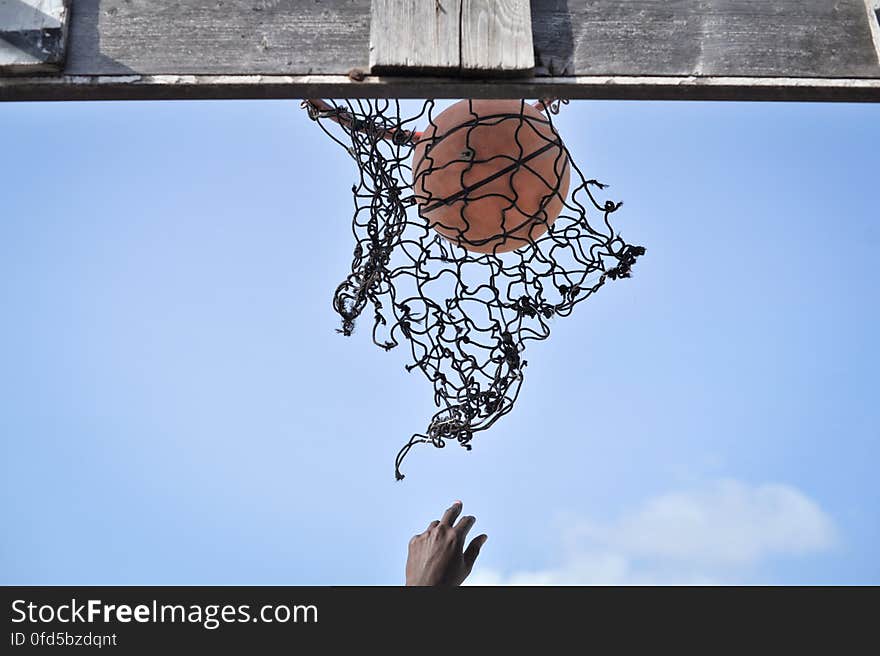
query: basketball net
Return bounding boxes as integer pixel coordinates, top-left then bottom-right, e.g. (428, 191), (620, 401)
(302, 98), (645, 480)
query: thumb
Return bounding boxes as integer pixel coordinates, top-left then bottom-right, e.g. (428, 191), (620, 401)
(464, 534), (488, 570)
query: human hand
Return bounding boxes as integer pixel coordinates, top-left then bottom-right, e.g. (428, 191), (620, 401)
(405, 500), (488, 586)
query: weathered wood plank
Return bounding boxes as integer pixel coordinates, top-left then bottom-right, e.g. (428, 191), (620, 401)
(460, 0), (534, 73)
(369, 0), (461, 74)
(53, 0), (880, 78)
(0, 0), (69, 74)
(531, 0), (880, 78)
(2, 73), (879, 103)
(2, 0), (880, 102)
(64, 0), (372, 76)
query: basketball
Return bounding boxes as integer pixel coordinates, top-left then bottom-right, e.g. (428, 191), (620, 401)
(412, 99), (571, 254)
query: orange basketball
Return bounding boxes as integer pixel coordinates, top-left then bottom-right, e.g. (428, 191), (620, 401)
(412, 99), (570, 254)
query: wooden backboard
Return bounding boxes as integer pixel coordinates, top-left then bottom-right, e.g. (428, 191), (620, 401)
(2, 0), (879, 102)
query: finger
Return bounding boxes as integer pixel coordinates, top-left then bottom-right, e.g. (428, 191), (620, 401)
(454, 515), (476, 542)
(463, 534), (488, 570)
(440, 500), (463, 526)
(426, 520), (440, 531)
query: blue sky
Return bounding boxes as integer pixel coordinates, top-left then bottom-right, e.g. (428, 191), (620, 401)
(1, 98), (877, 585)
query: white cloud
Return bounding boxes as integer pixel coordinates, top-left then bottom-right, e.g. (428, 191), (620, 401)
(468, 479), (836, 585)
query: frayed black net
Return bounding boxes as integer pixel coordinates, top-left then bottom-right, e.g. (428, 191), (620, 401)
(303, 98), (644, 480)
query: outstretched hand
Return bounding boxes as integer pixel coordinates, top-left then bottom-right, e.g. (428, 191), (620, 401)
(405, 501), (488, 586)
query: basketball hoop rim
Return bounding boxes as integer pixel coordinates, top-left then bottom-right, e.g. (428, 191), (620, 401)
(301, 98), (565, 146)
